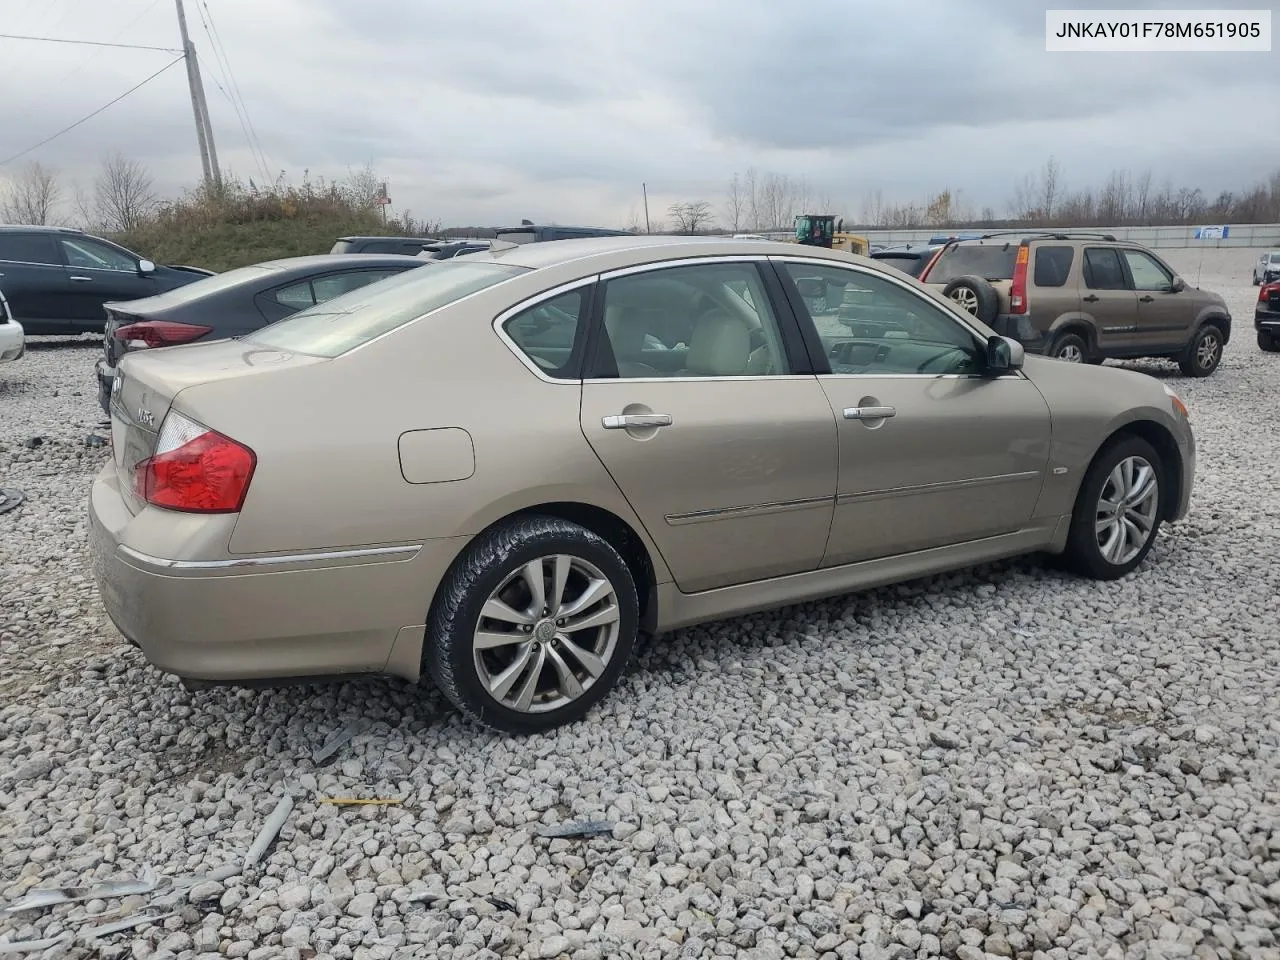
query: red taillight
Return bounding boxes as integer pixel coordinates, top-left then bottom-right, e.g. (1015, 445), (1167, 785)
(114, 320), (213, 348)
(1261, 282), (1280, 302)
(133, 411), (255, 513)
(1009, 245), (1030, 314)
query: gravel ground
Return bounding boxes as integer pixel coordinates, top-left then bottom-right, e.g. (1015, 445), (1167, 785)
(1, 247), (1278, 960)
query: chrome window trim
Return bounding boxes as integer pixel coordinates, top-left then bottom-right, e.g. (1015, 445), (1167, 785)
(598, 254), (770, 281)
(119, 543), (421, 571)
(584, 374), (815, 385)
(0, 257), (64, 268)
(491, 275), (599, 384)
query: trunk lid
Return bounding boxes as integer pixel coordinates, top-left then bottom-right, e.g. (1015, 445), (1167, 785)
(110, 340), (326, 515)
(103, 304), (150, 366)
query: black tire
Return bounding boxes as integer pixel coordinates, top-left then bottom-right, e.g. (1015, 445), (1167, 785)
(941, 276), (1000, 325)
(1178, 323), (1224, 377)
(1259, 330), (1280, 353)
(1061, 436), (1164, 580)
(1048, 331), (1090, 363)
(1254, 275), (1261, 286)
(424, 515), (638, 734)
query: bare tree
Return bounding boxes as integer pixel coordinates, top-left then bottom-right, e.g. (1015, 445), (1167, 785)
(860, 189), (885, 227)
(668, 201), (714, 234)
(1132, 169), (1153, 225)
(94, 153), (158, 232)
(1039, 156), (1062, 224)
(342, 162), (384, 211)
(0, 161), (61, 225)
(724, 173), (747, 233)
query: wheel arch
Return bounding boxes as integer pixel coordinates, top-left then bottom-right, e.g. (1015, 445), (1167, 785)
(1048, 317), (1098, 354)
(1092, 419), (1184, 522)
(1197, 311), (1232, 345)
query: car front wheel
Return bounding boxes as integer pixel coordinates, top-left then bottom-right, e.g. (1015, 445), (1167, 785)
(1062, 436), (1164, 580)
(424, 515), (638, 734)
(1178, 324), (1224, 377)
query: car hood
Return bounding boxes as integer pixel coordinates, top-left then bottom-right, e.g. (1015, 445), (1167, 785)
(1019, 354), (1183, 427)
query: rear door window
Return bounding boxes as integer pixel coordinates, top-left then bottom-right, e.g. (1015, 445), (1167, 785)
(1083, 248), (1127, 290)
(1033, 246), (1074, 287)
(0, 233), (60, 264)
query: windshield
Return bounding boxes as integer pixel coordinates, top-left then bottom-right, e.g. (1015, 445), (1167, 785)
(1270, 253), (1280, 262)
(247, 259), (528, 357)
(927, 244), (1018, 283)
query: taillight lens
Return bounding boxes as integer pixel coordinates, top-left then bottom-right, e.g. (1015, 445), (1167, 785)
(114, 320), (213, 348)
(1009, 245), (1030, 314)
(133, 411), (255, 513)
(1261, 282), (1280, 302)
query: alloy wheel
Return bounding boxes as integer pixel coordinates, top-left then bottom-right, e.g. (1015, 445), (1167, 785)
(949, 288), (979, 315)
(1196, 331), (1221, 371)
(1095, 455), (1160, 566)
(472, 554), (621, 713)
(1057, 343), (1084, 362)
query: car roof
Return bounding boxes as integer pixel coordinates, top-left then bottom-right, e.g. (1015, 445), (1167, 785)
(0, 223), (88, 235)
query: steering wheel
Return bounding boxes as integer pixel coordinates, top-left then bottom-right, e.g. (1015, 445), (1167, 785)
(916, 348), (969, 374)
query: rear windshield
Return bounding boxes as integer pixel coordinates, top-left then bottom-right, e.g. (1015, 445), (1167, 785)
(330, 240), (353, 254)
(247, 260), (528, 357)
(872, 253), (928, 277)
(927, 244), (1018, 283)
(131, 265), (274, 306)
(496, 230), (539, 244)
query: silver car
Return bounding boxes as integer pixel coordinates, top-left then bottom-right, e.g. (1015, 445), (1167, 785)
(1253, 251), (1280, 286)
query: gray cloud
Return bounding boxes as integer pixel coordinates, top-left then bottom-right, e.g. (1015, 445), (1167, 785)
(0, 0), (1276, 230)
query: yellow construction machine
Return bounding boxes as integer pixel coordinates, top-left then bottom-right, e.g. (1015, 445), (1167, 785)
(793, 214), (869, 256)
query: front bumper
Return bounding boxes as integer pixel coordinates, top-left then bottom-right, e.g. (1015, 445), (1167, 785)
(88, 462), (468, 684)
(0, 322), (23, 363)
(1174, 418), (1195, 523)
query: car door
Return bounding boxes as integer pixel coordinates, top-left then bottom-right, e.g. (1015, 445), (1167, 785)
(0, 232), (69, 331)
(773, 258), (1053, 567)
(1118, 247), (1192, 349)
(576, 258), (838, 593)
(57, 235), (156, 328)
(1080, 247), (1139, 353)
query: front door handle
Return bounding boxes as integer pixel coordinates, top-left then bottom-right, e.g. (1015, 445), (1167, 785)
(1083, 294), (1099, 302)
(602, 413), (673, 430)
(844, 405), (896, 421)
(69, 275), (93, 282)
(1139, 295), (1154, 302)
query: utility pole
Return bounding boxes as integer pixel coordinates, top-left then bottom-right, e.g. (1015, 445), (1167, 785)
(173, 0), (219, 191)
(642, 182), (651, 234)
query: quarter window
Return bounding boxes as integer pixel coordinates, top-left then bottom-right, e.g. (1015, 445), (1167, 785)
(1083, 248), (1127, 290)
(60, 237), (136, 272)
(594, 262), (789, 379)
(782, 262), (981, 376)
(503, 288), (587, 377)
(1120, 250), (1173, 291)
(1033, 246), (1074, 287)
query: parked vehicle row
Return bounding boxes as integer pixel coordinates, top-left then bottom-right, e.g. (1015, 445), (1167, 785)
(1257, 281), (1280, 352)
(89, 235), (1196, 734)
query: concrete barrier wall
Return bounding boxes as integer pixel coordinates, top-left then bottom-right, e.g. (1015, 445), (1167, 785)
(851, 223), (1280, 250)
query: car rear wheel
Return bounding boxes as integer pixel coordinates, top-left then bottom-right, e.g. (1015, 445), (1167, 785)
(1049, 331), (1089, 363)
(1178, 324), (1224, 377)
(424, 515), (638, 734)
(1062, 436), (1164, 580)
(1259, 330), (1280, 353)
(941, 276), (1000, 325)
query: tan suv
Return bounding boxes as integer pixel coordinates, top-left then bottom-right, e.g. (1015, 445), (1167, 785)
(919, 232), (1232, 376)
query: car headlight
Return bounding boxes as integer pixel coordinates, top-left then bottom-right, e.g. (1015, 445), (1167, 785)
(1163, 383), (1189, 419)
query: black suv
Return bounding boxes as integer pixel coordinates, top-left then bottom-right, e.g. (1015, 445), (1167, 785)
(330, 236), (441, 255)
(0, 225), (212, 335)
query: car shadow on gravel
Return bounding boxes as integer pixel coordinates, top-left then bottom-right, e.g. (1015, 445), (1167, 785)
(21, 335), (105, 351)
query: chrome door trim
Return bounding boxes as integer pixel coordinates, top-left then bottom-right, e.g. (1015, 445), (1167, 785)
(491, 275), (599, 384)
(836, 471), (1040, 505)
(584, 374), (815, 385)
(602, 413), (672, 429)
(666, 495), (834, 526)
(844, 405), (896, 420)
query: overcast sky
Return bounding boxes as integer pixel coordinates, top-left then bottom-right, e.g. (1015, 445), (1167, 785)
(0, 0), (1276, 229)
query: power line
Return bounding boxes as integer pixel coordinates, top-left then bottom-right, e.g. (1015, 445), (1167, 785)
(196, 0), (271, 181)
(0, 55), (185, 167)
(0, 32), (180, 54)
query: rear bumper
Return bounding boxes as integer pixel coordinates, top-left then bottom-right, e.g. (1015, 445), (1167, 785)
(988, 314), (1050, 353)
(1254, 307), (1280, 330)
(88, 463), (468, 684)
(95, 359), (114, 413)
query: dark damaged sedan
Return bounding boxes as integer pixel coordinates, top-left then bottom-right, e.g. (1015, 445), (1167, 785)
(95, 253), (429, 412)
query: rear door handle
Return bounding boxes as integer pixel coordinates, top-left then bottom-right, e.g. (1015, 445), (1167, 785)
(69, 276), (93, 282)
(1139, 295), (1154, 302)
(1083, 294), (1099, 302)
(844, 405), (896, 421)
(602, 413), (673, 429)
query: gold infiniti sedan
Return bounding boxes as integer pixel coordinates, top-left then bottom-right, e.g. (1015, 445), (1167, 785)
(89, 236), (1195, 733)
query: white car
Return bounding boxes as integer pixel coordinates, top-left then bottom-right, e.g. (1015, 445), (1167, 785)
(1253, 251), (1280, 286)
(0, 290), (23, 363)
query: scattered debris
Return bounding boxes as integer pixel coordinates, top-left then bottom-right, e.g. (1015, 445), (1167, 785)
(535, 820), (615, 839)
(84, 434), (109, 448)
(318, 797), (403, 806)
(0, 488), (24, 516)
(312, 719), (370, 765)
(243, 795), (293, 869)
(80, 910), (174, 941)
(0, 868), (159, 914)
(0, 932), (73, 955)
(21, 437), (42, 450)
(486, 896), (517, 913)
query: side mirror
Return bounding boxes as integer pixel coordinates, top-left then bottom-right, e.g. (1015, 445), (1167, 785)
(138, 259), (156, 275)
(1170, 276), (1186, 293)
(794, 277), (826, 299)
(985, 335), (1024, 374)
